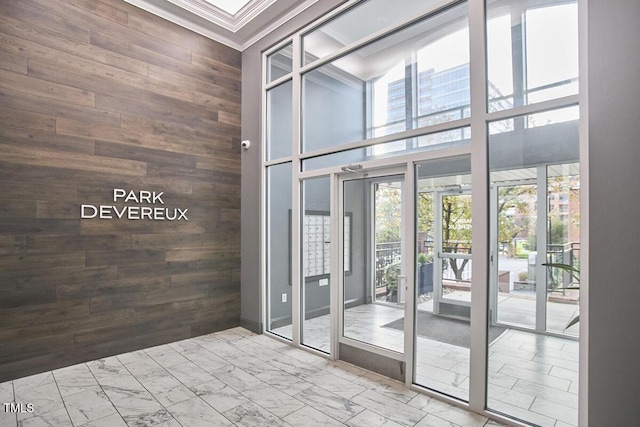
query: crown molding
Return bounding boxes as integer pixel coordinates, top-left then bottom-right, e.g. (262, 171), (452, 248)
(124, 0), (318, 51)
(166, 0), (276, 33)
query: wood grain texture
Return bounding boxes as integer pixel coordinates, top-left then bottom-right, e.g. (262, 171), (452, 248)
(0, 0), (241, 382)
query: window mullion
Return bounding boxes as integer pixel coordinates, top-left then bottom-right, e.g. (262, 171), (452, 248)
(291, 34), (302, 346)
(468, 0), (489, 414)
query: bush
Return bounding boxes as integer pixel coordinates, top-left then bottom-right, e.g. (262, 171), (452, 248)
(417, 253), (432, 264)
(518, 271), (528, 281)
(383, 261), (401, 301)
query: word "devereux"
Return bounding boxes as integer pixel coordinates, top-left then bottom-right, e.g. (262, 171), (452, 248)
(81, 189), (188, 221)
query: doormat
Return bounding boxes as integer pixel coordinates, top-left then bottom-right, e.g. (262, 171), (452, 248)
(382, 311), (507, 349)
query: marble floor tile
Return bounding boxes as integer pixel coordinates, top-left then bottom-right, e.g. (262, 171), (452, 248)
(240, 383), (306, 418)
(211, 364), (263, 393)
(192, 337), (245, 361)
(0, 381), (14, 402)
(163, 361), (215, 388)
(283, 405), (345, 427)
(87, 358), (128, 380)
(62, 389), (117, 426)
(351, 389), (426, 427)
(268, 355), (323, 379)
(166, 396), (232, 426)
(112, 395), (176, 427)
(510, 378), (578, 409)
(115, 350), (149, 366)
(319, 361), (367, 382)
(144, 345), (191, 368)
(346, 409), (405, 427)
(407, 395), (487, 427)
(254, 369), (314, 397)
(53, 365), (100, 398)
(14, 382), (63, 421)
(293, 386), (364, 423)
(413, 413), (457, 427)
(180, 348), (230, 373)
(353, 373), (417, 404)
(91, 372), (148, 403)
(78, 413), (128, 427)
(485, 383), (535, 410)
(12, 373), (54, 393)
(1, 410), (17, 427)
(228, 355), (275, 376)
(529, 397), (578, 426)
(303, 371), (366, 400)
(223, 401), (291, 427)
(189, 378), (250, 413)
(16, 407), (72, 427)
(2, 324), (579, 427)
(488, 400), (556, 427)
(139, 378), (195, 407)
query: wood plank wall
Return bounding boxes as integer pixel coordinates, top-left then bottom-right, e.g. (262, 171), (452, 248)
(0, 0), (241, 382)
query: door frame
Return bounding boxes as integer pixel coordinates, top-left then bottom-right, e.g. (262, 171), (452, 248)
(335, 165), (413, 370)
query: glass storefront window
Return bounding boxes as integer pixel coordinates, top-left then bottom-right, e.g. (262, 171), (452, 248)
(301, 177), (332, 353)
(414, 155), (473, 402)
(302, 0), (440, 65)
(266, 81), (292, 161)
(263, 1), (581, 425)
(267, 43), (293, 83)
(266, 163), (292, 339)
(487, 106), (579, 425)
(302, 127), (470, 171)
(302, 3), (469, 153)
(487, 0), (578, 112)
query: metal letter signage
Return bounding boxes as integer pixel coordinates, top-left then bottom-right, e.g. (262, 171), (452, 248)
(80, 188), (188, 221)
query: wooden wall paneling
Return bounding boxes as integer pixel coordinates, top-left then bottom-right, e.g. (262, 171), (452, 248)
(1, 0), (91, 43)
(0, 50), (28, 74)
(94, 140), (198, 169)
(0, 67), (96, 108)
(0, 236), (27, 255)
(0, 13), (149, 76)
(0, 0), (241, 382)
(62, 0), (130, 25)
(0, 88), (121, 129)
(0, 106), (56, 132)
(0, 143), (147, 176)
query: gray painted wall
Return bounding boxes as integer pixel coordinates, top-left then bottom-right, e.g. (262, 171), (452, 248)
(587, 1), (640, 424)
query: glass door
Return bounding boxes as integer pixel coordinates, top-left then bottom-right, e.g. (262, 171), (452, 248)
(489, 180), (538, 330)
(413, 156), (473, 402)
(338, 167), (408, 359)
(433, 190), (473, 319)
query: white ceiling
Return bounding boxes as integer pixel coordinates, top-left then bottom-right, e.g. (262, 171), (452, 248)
(123, 0), (324, 51)
(202, 0), (253, 16)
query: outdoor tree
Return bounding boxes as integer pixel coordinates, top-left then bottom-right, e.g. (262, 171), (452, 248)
(497, 185), (536, 257)
(374, 183), (401, 244)
(441, 193), (472, 280)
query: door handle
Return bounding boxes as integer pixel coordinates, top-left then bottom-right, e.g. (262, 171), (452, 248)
(397, 275), (407, 306)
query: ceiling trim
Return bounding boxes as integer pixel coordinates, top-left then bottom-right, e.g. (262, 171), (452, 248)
(166, 0), (277, 33)
(124, 0), (318, 51)
(241, 0), (318, 50)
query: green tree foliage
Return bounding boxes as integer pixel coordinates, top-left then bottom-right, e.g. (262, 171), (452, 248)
(375, 184), (401, 244)
(441, 193), (472, 280)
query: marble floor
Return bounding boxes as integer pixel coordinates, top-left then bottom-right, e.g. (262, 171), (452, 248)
(276, 297), (579, 427)
(0, 327), (511, 427)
